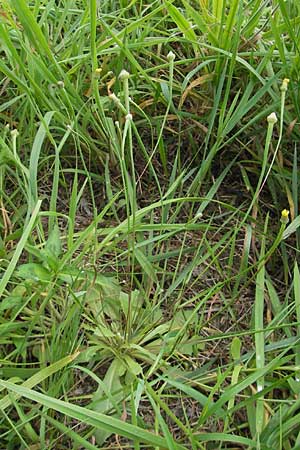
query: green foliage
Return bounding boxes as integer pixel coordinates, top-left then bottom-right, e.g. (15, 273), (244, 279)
(1, 0), (300, 448)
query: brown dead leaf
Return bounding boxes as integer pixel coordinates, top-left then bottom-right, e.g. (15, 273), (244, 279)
(179, 73), (213, 109)
(287, 118), (297, 137)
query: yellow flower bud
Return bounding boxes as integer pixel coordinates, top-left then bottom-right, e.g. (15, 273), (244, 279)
(280, 209), (289, 224)
(95, 68), (102, 78)
(280, 78), (290, 92)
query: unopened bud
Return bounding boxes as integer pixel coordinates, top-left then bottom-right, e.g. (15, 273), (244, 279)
(95, 68), (102, 78)
(267, 112), (278, 124)
(280, 78), (290, 92)
(167, 51), (175, 62)
(280, 209), (289, 224)
(11, 129), (19, 138)
(119, 69), (130, 81)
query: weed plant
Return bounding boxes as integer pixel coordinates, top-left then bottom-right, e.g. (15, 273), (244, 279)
(0, 0), (300, 449)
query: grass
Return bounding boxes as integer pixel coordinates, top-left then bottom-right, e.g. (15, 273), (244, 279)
(1, 0), (300, 448)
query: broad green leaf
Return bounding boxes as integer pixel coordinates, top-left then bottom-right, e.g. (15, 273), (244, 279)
(44, 224), (62, 258)
(123, 355), (143, 376)
(119, 289), (142, 318)
(92, 360), (125, 445)
(230, 337), (241, 361)
(17, 263), (52, 282)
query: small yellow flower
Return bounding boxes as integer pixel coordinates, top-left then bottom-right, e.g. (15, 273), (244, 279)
(280, 209), (289, 224)
(95, 68), (102, 79)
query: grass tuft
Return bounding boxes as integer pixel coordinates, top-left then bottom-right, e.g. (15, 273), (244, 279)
(1, 1), (300, 448)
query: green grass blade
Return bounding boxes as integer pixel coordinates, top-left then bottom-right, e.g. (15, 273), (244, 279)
(294, 262), (300, 369)
(28, 112), (54, 220)
(0, 200), (42, 298)
(0, 381), (187, 450)
(0, 352), (79, 411)
(255, 215), (268, 436)
(10, 0), (58, 64)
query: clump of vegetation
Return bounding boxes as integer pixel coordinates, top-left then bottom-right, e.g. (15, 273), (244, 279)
(1, 0), (300, 448)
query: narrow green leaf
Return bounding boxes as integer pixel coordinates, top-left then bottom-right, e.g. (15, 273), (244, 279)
(28, 111), (54, 216)
(165, 2), (198, 55)
(0, 381), (186, 450)
(294, 262), (300, 369)
(0, 200), (42, 298)
(195, 432), (255, 446)
(10, 0), (57, 63)
(0, 352), (79, 411)
(134, 248), (158, 283)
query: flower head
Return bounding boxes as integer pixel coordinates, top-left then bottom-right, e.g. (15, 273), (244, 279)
(280, 209), (289, 224)
(118, 69), (130, 81)
(280, 78), (290, 92)
(10, 129), (19, 138)
(267, 112), (278, 124)
(167, 51), (175, 62)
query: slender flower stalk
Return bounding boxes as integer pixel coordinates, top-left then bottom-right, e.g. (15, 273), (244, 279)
(259, 78), (290, 193)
